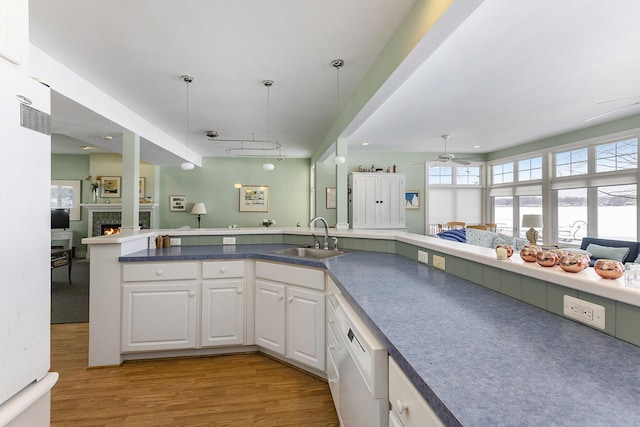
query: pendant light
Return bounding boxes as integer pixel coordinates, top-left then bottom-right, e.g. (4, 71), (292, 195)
(262, 79), (275, 171)
(180, 74), (195, 171)
(331, 59), (346, 165)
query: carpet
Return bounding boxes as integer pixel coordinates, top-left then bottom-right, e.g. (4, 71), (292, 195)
(51, 258), (89, 324)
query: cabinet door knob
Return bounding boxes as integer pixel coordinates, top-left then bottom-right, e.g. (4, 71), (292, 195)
(156, 270), (164, 276)
(328, 344), (335, 351)
(278, 294), (283, 300)
(329, 318), (335, 325)
(288, 297), (293, 303)
(220, 268), (227, 273)
(189, 290), (195, 297)
(396, 400), (409, 414)
(237, 288), (243, 294)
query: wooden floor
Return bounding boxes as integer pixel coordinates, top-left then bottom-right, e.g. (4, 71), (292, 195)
(51, 323), (339, 426)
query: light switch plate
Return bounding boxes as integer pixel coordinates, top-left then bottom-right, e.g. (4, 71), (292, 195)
(433, 255), (445, 270)
(169, 238), (181, 246)
(223, 237), (236, 245)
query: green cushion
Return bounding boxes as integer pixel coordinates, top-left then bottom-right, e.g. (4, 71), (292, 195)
(586, 243), (630, 263)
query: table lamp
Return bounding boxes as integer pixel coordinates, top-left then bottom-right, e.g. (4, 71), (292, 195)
(522, 214), (542, 245)
(191, 202), (207, 228)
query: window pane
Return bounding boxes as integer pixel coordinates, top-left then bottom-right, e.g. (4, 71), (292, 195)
(596, 138), (638, 173)
(51, 184), (75, 209)
(519, 196), (542, 240)
(429, 166), (452, 185)
(555, 148), (588, 177)
(597, 184), (637, 240)
(518, 157), (542, 182)
(557, 188), (588, 244)
(494, 196), (513, 235)
(456, 166), (481, 185)
(492, 162), (514, 184)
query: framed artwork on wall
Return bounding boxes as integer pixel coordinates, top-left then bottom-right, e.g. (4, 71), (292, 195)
(100, 176), (121, 198)
(139, 177), (146, 198)
(170, 195), (186, 212)
(405, 190), (420, 209)
(240, 185), (269, 212)
(326, 187), (336, 209)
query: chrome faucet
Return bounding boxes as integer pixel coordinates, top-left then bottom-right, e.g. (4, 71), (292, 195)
(308, 216), (329, 249)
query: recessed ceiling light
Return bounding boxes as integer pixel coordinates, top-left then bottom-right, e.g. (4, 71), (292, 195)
(101, 135), (113, 140)
(81, 145), (95, 150)
(473, 145), (480, 149)
(361, 142), (369, 146)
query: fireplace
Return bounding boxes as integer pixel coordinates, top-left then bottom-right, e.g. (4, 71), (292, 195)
(101, 223), (121, 235)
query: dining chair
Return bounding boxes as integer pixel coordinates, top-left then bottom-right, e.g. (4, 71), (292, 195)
(446, 221), (465, 229)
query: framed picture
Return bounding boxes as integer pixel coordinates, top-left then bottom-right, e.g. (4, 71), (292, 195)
(100, 176), (121, 198)
(139, 177), (146, 198)
(326, 187), (336, 209)
(170, 195), (186, 212)
(405, 190), (420, 209)
(51, 179), (81, 220)
(240, 185), (269, 212)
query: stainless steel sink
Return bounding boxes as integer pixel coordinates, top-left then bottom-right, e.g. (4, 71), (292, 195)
(270, 247), (350, 259)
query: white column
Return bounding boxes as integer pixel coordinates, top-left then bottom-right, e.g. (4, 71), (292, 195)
(335, 137), (349, 229)
(121, 131), (140, 231)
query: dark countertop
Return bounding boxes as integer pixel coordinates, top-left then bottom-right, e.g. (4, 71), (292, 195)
(120, 245), (640, 426)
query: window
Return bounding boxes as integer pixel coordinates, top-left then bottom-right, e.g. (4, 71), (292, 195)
(493, 196), (513, 235)
(428, 166), (452, 184)
(555, 148), (588, 177)
(492, 162), (513, 184)
(456, 166), (481, 185)
(557, 188), (587, 244)
(519, 196), (542, 239)
(518, 157), (542, 181)
(597, 184), (637, 240)
(595, 138), (638, 173)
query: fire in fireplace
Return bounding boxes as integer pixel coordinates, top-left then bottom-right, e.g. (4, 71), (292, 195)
(101, 223), (121, 235)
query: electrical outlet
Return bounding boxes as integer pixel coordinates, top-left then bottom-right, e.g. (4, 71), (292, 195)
(223, 237), (236, 245)
(169, 238), (181, 246)
(433, 255), (445, 270)
(563, 295), (605, 329)
(418, 250), (429, 264)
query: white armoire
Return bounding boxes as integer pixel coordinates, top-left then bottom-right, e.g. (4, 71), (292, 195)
(349, 173), (406, 229)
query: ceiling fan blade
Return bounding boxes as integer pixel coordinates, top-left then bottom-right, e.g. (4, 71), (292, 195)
(452, 158), (471, 165)
(580, 101), (640, 123)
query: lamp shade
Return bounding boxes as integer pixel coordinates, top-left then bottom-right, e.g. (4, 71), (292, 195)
(191, 202), (207, 215)
(522, 214), (543, 228)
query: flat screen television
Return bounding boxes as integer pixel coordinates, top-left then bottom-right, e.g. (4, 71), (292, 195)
(51, 209), (70, 230)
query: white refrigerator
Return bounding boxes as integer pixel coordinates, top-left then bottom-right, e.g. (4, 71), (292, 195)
(0, 61), (58, 426)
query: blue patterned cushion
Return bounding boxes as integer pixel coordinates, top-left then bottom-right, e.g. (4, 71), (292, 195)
(466, 227), (495, 248)
(513, 237), (529, 251)
(437, 228), (466, 242)
(492, 234), (515, 248)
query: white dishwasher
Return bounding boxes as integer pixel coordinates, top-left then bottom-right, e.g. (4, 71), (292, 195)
(328, 291), (388, 426)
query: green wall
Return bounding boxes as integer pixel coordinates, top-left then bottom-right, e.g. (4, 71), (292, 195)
(159, 157), (311, 229)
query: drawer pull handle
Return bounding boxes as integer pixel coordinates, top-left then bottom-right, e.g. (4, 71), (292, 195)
(278, 294), (283, 300)
(396, 400), (409, 414)
(156, 270), (164, 276)
(329, 318), (335, 324)
(328, 344), (335, 351)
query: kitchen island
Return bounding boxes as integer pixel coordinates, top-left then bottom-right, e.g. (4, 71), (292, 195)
(84, 229), (640, 426)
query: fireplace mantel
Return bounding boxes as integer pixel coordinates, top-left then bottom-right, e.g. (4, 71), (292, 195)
(81, 203), (158, 238)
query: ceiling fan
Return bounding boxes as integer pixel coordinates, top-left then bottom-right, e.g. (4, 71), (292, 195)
(432, 135), (470, 166)
(580, 96), (640, 123)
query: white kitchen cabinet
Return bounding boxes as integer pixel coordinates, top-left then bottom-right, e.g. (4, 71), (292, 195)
(122, 282), (197, 352)
(254, 261), (325, 371)
(121, 262), (198, 352)
(201, 261), (245, 347)
(349, 172), (406, 229)
(389, 356), (444, 427)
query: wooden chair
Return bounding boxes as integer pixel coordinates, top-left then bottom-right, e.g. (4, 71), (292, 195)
(446, 221), (465, 229)
(484, 223), (497, 231)
(467, 224), (488, 230)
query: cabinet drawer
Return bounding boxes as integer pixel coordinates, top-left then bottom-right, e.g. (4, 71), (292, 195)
(202, 260), (244, 279)
(389, 356), (444, 427)
(255, 261), (324, 290)
(122, 262), (197, 282)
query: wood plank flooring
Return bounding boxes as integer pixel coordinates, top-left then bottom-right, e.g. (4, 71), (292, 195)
(51, 323), (339, 426)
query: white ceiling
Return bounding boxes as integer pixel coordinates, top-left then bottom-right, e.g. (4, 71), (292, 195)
(30, 0), (640, 165)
